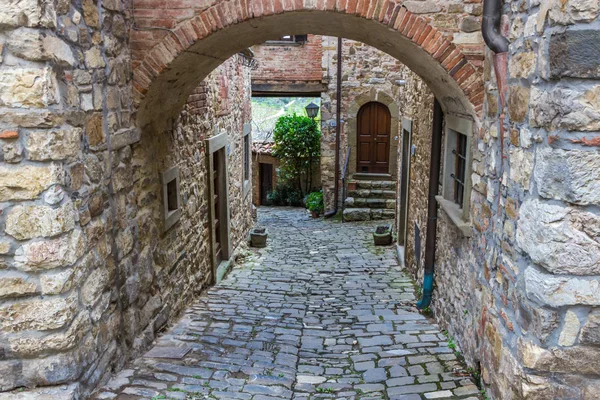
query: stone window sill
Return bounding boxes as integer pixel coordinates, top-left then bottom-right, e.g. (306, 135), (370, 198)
(264, 40), (303, 46)
(435, 196), (472, 238)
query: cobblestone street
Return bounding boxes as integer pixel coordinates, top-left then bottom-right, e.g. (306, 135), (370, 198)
(95, 208), (480, 400)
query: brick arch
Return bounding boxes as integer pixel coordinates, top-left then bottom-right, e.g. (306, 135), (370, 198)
(133, 0), (484, 131)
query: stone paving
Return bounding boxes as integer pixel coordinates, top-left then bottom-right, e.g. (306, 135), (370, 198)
(94, 207), (480, 400)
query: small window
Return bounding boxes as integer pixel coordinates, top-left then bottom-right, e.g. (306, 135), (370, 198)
(266, 35), (308, 44)
(437, 115), (473, 237)
(161, 166), (181, 231)
(242, 123), (251, 196)
(452, 132), (468, 208)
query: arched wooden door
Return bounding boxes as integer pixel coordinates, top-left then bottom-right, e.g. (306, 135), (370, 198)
(357, 102), (391, 174)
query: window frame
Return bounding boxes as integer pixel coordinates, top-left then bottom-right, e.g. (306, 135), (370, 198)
(161, 166), (182, 231)
(242, 123), (251, 197)
(265, 35), (308, 45)
(436, 115), (473, 237)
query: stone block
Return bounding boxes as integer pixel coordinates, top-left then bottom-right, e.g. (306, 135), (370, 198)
(0, 276), (39, 299)
(0, 384), (79, 400)
(5, 202), (76, 240)
(0, 164), (61, 201)
(9, 312), (90, 356)
(343, 208), (371, 221)
(509, 52), (536, 79)
(0, 68), (58, 108)
(14, 230), (85, 271)
(85, 47), (105, 69)
(550, 30), (600, 79)
(81, 266), (109, 306)
(524, 267), (600, 307)
(7, 28), (75, 66)
(403, 1), (442, 14)
(530, 85), (600, 131)
(0, 293), (77, 332)
(508, 148), (533, 189)
(534, 147), (600, 205)
(518, 339), (600, 375)
(508, 85), (530, 123)
(580, 309), (600, 345)
(40, 268), (77, 295)
(517, 199), (600, 275)
(25, 128), (81, 161)
(558, 310), (580, 347)
(549, 0), (599, 24)
(0, 0), (55, 27)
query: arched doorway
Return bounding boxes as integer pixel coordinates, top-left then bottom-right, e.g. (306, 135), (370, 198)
(356, 101), (392, 174)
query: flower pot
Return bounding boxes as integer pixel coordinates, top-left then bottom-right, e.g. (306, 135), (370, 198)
(373, 225), (392, 246)
(250, 227), (268, 248)
(311, 210), (319, 218)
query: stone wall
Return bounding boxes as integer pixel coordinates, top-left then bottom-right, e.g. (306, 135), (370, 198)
(394, 75), (435, 279)
(0, 0), (252, 394)
(430, 2), (600, 399)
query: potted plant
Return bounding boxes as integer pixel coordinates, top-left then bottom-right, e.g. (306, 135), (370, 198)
(373, 225), (392, 246)
(305, 191), (324, 218)
(250, 227), (268, 248)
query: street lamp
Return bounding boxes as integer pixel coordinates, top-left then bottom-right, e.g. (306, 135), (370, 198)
(305, 102), (319, 119)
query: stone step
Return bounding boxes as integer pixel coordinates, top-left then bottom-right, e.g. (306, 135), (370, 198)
(348, 189), (396, 199)
(343, 208), (395, 221)
(344, 197), (396, 209)
(348, 179), (396, 191)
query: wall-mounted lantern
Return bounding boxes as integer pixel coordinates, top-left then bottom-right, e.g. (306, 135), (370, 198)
(305, 102), (319, 120)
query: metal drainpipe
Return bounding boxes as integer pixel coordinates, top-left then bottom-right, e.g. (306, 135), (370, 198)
(325, 37), (343, 218)
(482, 0), (510, 233)
(417, 99), (443, 309)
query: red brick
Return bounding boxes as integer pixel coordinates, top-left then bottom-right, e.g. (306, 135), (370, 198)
(401, 14), (415, 35)
(0, 130), (18, 139)
(347, 0), (358, 14)
(393, 7), (407, 29)
(416, 25), (432, 45)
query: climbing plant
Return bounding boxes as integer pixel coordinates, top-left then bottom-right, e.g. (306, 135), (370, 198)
(272, 114), (321, 197)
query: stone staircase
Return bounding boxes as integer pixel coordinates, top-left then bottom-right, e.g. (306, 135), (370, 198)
(343, 178), (396, 221)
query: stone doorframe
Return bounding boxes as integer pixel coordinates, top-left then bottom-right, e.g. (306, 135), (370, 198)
(206, 130), (232, 283)
(346, 90), (400, 179)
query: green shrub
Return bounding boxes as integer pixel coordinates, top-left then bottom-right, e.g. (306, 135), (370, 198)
(305, 191), (324, 214)
(272, 114), (321, 196)
(267, 182), (303, 207)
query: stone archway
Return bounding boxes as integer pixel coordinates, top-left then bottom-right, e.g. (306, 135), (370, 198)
(131, 1), (484, 132)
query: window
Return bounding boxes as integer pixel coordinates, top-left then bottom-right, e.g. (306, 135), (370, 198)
(242, 123), (251, 196)
(161, 166), (181, 231)
(266, 35), (308, 44)
(436, 115), (473, 237)
(452, 132), (468, 208)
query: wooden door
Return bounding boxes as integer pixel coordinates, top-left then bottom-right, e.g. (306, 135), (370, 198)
(260, 163), (273, 205)
(213, 153), (222, 264)
(357, 102), (391, 174)
(398, 119), (412, 247)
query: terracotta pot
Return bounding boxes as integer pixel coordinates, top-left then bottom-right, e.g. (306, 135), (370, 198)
(311, 210), (319, 218)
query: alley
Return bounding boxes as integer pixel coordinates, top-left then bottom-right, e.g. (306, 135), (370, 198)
(95, 208), (480, 400)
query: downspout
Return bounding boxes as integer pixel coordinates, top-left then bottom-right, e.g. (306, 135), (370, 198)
(325, 37), (343, 218)
(482, 0), (509, 231)
(417, 99), (443, 309)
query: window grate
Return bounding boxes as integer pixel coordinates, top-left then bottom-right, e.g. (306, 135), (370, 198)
(452, 133), (467, 208)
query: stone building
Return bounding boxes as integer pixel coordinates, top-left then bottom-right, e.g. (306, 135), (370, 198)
(0, 1), (599, 399)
